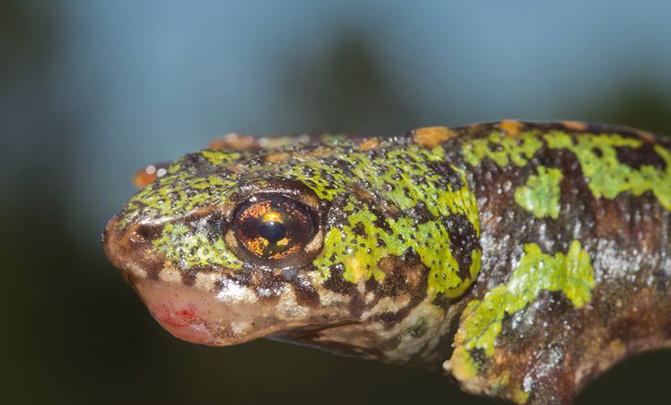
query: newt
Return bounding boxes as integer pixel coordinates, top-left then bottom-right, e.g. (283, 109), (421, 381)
(103, 121), (671, 404)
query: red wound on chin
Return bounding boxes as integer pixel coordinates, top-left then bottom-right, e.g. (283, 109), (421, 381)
(150, 303), (214, 345)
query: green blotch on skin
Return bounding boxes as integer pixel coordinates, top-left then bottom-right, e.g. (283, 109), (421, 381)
(282, 159), (348, 200)
(201, 150), (242, 166)
(450, 240), (594, 380)
(153, 223), (243, 270)
(462, 131), (543, 167)
(314, 192), (479, 298)
(545, 131), (671, 209)
(514, 166), (564, 219)
(310, 145), (481, 298)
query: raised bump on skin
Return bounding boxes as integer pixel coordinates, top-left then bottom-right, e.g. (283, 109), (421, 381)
(413, 126), (457, 148)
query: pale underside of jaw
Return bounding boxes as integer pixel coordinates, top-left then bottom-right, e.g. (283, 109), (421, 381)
(127, 260), (351, 346)
(120, 253), (454, 366)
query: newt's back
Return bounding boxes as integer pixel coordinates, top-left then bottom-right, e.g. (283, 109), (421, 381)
(444, 121), (671, 404)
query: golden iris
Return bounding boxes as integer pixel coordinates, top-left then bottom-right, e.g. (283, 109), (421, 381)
(232, 195), (315, 261)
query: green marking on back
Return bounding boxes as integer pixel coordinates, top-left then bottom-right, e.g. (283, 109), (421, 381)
(450, 240), (594, 378)
(462, 129), (671, 211)
(514, 166), (564, 219)
(462, 130), (543, 167)
(544, 131), (671, 209)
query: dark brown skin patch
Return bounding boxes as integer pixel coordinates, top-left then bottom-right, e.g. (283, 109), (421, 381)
(408, 201), (434, 224)
(615, 142), (667, 170)
(252, 271), (285, 303)
(103, 219), (166, 280)
(443, 214), (480, 280)
(426, 160), (464, 190)
(290, 272), (321, 308)
(323, 264), (356, 295)
(367, 251), (430, 329)
(376, 250), (427, 298)
(180, 267), (199, 286)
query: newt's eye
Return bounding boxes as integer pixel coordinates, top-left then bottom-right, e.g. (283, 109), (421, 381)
(232, 195), (316, 261)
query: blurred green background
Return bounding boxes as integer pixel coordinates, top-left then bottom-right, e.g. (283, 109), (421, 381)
(3, 1), (671, 404)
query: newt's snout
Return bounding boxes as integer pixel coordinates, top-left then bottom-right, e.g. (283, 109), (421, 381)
(102, 213), (351, 347)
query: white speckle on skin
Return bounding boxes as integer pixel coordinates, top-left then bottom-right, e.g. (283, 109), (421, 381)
(126, 261), (148, 277)
(231, 320), (251, 335)
(194, 272), (218, 291)
(159, 266), (181, 283)
(317, 289), (349, 306)
(361, 295), (410, 321)
(277, 289), (309, 318)
(375, 301), (449, 363)
(594, 238), (642, 283)
(216, 278), (258, 304)
(365, 292), (375, 304)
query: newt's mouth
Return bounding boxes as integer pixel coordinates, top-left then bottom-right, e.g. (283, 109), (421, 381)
(103, 216), (280, 345)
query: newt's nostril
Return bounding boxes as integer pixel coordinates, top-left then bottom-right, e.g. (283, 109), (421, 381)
(131, 224), (161, 243)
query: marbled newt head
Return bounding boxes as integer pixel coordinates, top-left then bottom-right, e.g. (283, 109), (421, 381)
(105, 122), (671, 405)
(104, 129), (480, 366)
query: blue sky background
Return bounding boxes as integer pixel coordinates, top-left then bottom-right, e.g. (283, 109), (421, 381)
(5, 0), (667, 240)
(50, 0), (671, 240)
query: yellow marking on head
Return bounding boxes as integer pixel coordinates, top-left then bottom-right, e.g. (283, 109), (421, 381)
(358, 138), (379, 150)
(276, 237), (290, 247)
(343, 254), (366, 283)
(209, 133), (260, 151)
(265, 152), (289, 163)
(133, 163), (169, 189)
(561, 120), (588, 131)
(133, 167), (158, 188)
(499, 120), (523, 136)
(635, 130), (656, 143)
(413, 127), (457, 148)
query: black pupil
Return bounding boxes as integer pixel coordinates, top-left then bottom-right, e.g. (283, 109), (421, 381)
(259, 221), (287, 244)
